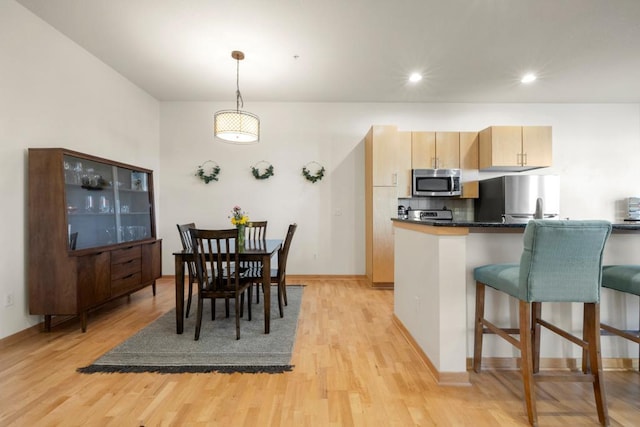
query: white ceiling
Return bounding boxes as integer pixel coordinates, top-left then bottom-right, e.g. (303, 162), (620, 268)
(16, 0), (640, 103)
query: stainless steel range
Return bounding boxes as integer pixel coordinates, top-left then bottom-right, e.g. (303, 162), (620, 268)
(407, 208), (453, 221)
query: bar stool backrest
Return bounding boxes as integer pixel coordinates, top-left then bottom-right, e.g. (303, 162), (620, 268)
(519, 220), (612, 302)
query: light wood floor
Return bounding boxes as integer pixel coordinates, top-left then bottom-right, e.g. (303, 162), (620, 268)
(1, 277), (638, 426)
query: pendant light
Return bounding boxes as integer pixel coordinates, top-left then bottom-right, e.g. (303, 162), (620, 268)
(214, 51), (260, 144)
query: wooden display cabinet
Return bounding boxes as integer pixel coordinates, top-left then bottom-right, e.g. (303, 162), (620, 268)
(28, 148), (162, 332)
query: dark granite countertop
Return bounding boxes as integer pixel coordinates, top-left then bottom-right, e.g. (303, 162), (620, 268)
(391, 218), (640, 231)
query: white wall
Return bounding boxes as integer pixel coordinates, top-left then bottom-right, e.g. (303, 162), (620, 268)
(0, 1), (160, 339)
(159, 102), (640, 275)
(159, 102), (372, 276)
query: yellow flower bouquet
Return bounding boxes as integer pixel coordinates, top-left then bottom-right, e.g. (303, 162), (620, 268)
(230, 205), (249, 226)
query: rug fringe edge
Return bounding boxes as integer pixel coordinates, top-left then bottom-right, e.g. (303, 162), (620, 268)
(77, 364), (294, 374)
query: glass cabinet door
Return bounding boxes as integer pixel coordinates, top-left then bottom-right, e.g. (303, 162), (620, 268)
(113, 166), (152, 243)
(63, 155), (153, 250)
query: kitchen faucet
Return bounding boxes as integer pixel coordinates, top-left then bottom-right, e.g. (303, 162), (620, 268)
(534, 197), (544, 219)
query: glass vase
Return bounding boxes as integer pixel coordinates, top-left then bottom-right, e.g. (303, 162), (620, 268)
(236, 224), (245, 252)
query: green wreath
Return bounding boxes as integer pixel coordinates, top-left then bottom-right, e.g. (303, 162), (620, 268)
(251, 162), (274, 180)
(195, 161), (221, 184)
(302, 162), (325, 183)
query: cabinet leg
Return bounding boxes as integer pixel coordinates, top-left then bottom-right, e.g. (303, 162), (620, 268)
(152, 281), (156, 296)
(81, 312), (87, 333)
(44, 315), (52, 332)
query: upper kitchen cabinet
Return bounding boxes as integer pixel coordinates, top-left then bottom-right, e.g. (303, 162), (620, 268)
(411, 131), (460, 169)
(365, 125), (411, 195)
(479, 126), (552, 171)
(459, 131), (479, 169)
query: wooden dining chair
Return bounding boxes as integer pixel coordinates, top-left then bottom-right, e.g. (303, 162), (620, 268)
(176, 223), (198, 317)
(245, 220), (267, 242)
(474, 220), (611, 426)
(246, 223), (297, 318)
(244, 221), (268, 302)
(275, 223), (297, 310)
(190, 228), (253, 340)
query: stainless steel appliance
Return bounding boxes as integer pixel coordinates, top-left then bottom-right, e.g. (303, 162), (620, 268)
(407, 208), (453, 221)
(475, 175), (559, 223)
(412, 168), (461, 197)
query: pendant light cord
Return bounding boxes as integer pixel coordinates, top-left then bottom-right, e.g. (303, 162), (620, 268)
(236, 57), (244, 111)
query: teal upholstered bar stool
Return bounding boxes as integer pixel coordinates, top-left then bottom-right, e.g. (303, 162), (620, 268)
(473, 220), (612, 426)
(600, 265), (640, 369)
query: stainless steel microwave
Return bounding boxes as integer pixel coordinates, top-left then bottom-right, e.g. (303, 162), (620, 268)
(412, 168), (461, 197)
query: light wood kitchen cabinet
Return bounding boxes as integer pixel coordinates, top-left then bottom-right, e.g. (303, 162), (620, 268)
(366, 125), (409, 187)
(459, 131), (479, 169)
(479, 126), (552, 171)
(395, 131), (412, 197)
(28, 148), (162, 332)
(364, 125), (411, 196)
(365, 125), (411, 288)
(460, 181), (479, 199)
(369, 187), (397, 285)
(411, 131), (460, 169)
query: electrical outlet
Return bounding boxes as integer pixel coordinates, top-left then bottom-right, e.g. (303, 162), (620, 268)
(4, 292), (15, 307)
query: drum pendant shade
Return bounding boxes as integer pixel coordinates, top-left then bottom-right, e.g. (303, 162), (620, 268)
(214, 51), (260, 144)
(214, 110), (260, 143)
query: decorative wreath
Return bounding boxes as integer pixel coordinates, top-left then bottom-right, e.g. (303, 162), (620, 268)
(195, 160), (221, 184)
(302, 161), (325, 183)
(251, 161), (274, 180)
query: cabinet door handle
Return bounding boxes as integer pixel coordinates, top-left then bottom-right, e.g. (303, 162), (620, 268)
(392, 173), (397, 185)
(123, 273), (134, 279)
(523, 153), (527, 166)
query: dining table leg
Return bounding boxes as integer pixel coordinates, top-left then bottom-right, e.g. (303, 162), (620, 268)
(174, 255), (185, 334)
(263, 254), (270, 334)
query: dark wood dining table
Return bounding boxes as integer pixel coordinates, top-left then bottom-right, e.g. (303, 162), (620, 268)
(173, 238), (282, 335)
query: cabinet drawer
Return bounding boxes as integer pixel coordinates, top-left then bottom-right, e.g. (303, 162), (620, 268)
(111, 258), (142, 280)
(111, 272), (142, 295)
(111, 245), (141, 265)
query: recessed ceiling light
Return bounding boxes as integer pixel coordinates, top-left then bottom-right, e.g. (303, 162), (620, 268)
(409, 72), (423, 83)
(521, 73), (537, 84)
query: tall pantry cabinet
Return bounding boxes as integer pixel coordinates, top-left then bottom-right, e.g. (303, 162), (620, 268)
(28, 148), (162, 332)
(365, 126), (411, 288)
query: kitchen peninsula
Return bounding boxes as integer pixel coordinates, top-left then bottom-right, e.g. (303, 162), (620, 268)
(392, 218), (640, 386)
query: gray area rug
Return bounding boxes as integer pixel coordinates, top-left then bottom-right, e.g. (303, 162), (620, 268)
(78, 285), (303, 374)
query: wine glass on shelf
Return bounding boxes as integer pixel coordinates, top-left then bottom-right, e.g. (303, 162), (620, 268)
(63, 161), (71, 183)
(73, 162), (83, 185)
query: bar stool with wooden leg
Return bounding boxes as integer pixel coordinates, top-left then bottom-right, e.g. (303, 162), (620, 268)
(473, 220), (612, 426)
(600, 265), (640, 369)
